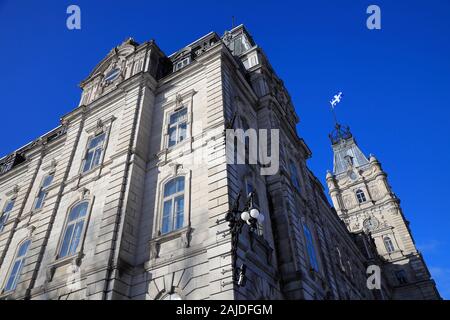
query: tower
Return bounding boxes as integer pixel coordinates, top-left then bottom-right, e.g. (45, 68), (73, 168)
(325, 124), (441, 299)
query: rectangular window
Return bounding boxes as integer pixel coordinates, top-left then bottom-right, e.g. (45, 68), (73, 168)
(59, 202), (88, 258)
(0, 199), (15, 232)
(161, 200), (172, 234)
(82, 133), (106, 173)
(33, 174), (54, 210)
(161, 177), (185, 234)
(303, 225), (320, 272)
(168, 108), (187, 148)
(173, 57), (191, 72)
(289, 161), (301, 191)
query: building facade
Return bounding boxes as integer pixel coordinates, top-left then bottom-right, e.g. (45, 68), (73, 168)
(0, 25), (440, 300)
(326, 125), (440, 299)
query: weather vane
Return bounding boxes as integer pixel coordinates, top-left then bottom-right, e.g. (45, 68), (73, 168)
(329, 91), (343, 126)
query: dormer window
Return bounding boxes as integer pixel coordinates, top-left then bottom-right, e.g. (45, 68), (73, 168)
(173, 57), (191, 72)
(344, 155), (354, 167)
(104, 68), (120, 83)
(228, 34), (252, 56)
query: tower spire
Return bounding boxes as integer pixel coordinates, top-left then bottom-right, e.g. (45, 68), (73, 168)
(327, 91), (352, 145)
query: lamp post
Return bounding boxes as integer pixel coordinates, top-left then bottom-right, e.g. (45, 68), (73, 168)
(225, 190), (265, 287)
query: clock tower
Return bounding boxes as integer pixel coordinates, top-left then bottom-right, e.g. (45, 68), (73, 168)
(325, 124), (440, 300)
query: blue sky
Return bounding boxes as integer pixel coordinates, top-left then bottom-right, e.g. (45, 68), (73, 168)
(1, 0), (449, 298)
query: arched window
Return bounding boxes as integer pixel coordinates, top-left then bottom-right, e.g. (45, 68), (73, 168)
(4, 239), (31, 292)
(395, 270), (408, 284)
(162, 293), (183, 300)
(355, 189), (367, 203)
(303, 225), (319, 272)
(384, 236), (395, 253)
(161, 177), (185, 234)
(59, 202), (89, 258)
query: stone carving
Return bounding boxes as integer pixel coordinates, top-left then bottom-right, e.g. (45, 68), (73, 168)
(149, 241), (161, 260)
(180, 226), (192, 248)
(343, 194), (353, 209)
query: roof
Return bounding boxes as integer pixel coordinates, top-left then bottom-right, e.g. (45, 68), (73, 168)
(331, 128), (369, 175)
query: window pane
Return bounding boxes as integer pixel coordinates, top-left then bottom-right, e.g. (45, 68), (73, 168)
(164, 180), (177, 197)
(34, 191), (46, 210)
(5, 260), (22, 291)
(69, 221), (84, 255)
(175, 177), (185, 193)
(68, 202), (88, 221)
(59, 224), (74, 258)
(4, 199), (15, 213)
(168, 127), (177, 147)
(384, 237), (394, 253)
(0, 213), (8, 231)
(178, 108), (187, 120)
(88, 134), (105, 149)
(83, 150), (94, 172)
(170, 109), (187, 124)
(68, 207), (80, 221)
(174, 196), (184, 230)
(162, 200), (172, 234)
(77, 202), (89, 218)
(170, 112), (178, 124)
(304, 226), (319, 271)
(92, 148), (103, 168)
(42, 175), (54, 189)
(18, 240), (31, 257)
(290, 162), (301, 190)
(178, 122), (187, 142)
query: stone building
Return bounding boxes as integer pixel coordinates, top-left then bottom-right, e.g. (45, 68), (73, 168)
(326, 124), (440, 299)
(0, 25), (440, 300)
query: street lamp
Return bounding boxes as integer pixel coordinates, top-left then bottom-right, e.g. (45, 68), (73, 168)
(225, 190), (265, 287)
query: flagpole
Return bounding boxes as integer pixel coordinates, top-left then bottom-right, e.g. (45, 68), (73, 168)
(331, 104), (339, 128)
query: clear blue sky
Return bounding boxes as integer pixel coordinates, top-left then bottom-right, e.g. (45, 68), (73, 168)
(1, 0), (449, 299)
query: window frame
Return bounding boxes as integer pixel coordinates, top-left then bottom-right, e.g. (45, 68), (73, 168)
(160, 177), (186, 235)
(167, 107), (188, 149)
(173, 57), (191, 72)
(32, 173), (54, 211)
(289, 160), (302, 192)
(0, 198), (15, 233)
(160, 91), (195, 156)
(81, 132), (107, 174)
(303, 224), (320, 272)
(3, 239), (31, 293)
(56, 201), (92, 260)
(383, 236), (395, 253)
(355, 189), (367, 204)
